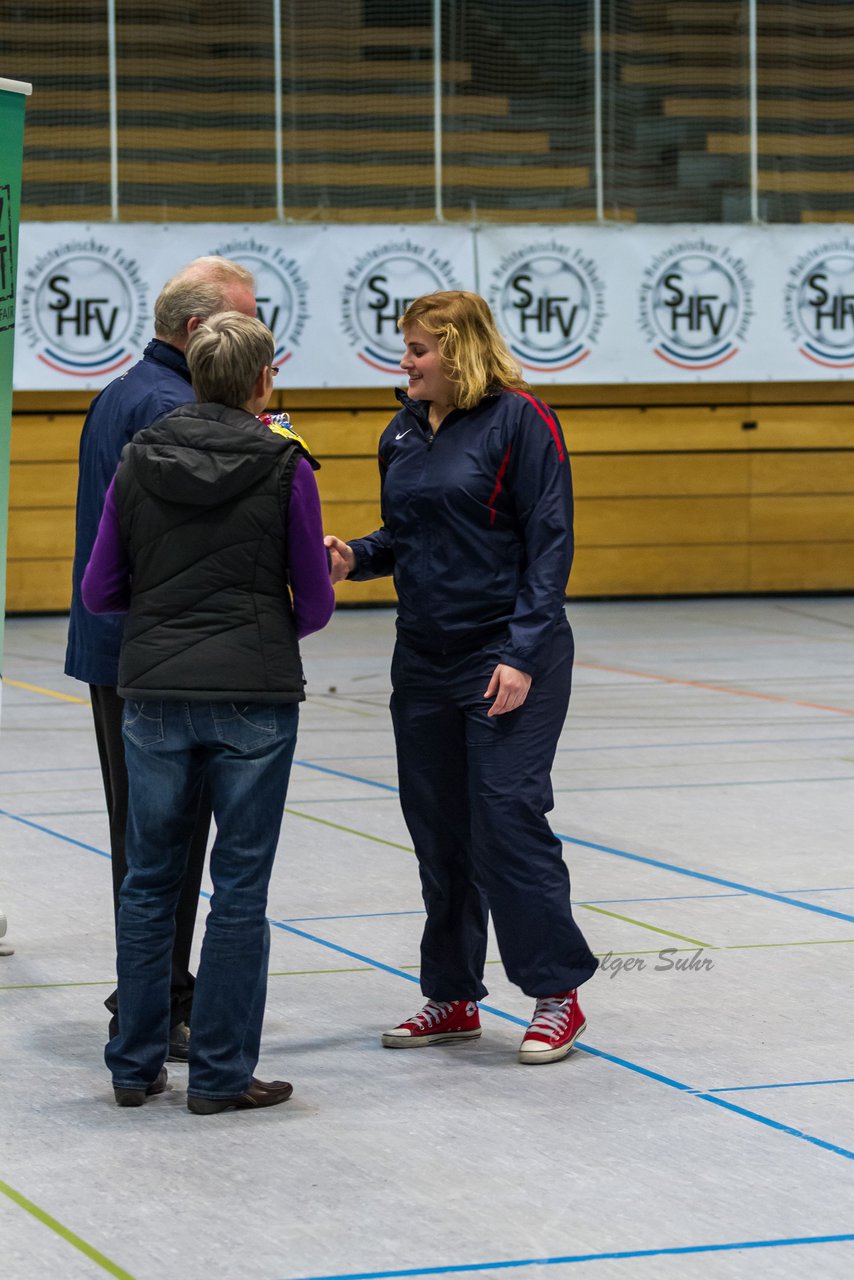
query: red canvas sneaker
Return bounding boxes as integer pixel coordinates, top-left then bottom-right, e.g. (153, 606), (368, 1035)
(518, 989), (586, 1064)
(381, 999), (481, 1048)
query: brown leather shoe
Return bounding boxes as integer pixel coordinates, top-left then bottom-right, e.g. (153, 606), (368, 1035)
(187, 1077), (293, 1115)
(113, 1067), (168, 1108)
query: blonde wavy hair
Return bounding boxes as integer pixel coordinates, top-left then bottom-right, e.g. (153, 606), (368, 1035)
(399, 291), (528, 410)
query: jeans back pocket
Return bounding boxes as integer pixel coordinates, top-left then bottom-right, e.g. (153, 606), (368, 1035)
(122, 700), (165, 748)
(211, 702), (277, 751)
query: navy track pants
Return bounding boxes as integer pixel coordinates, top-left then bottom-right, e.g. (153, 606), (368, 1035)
(390, 617), (598, 1001)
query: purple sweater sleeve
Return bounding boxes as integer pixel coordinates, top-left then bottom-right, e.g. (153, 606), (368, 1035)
(83, 459), (335, 639)
(288, 457), (335, 640)
(81, 476), (131, 614)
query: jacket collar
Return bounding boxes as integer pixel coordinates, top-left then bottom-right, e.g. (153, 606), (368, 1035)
(143, 338), (192, 384)
(394, 386), (502, 427)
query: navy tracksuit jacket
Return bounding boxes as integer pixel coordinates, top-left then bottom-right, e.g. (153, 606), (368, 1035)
(350, 389), (598, 1000)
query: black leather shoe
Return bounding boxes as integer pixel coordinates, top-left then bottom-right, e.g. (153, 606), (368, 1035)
(167, 1021), (190, 1062)
(113, 1067), (168, 1108)
(187, 1077), (293, 1115)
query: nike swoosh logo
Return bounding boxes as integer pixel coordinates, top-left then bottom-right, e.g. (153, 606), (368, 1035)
(395, 429), (412, 440)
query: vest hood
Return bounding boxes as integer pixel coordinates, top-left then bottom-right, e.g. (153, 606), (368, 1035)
(126, 402), (284, 508)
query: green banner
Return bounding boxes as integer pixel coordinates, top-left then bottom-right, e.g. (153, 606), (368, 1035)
(0, 79), (31, 680)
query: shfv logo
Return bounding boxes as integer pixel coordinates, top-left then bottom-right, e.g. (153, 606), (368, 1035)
(19, 239), (147, 378)
(211, 240), (309, 368)
(341, 240), (461, 373)
(489, 243), (605, 372)
(785, 242), (854, 368)
(639, 241), (753, 371)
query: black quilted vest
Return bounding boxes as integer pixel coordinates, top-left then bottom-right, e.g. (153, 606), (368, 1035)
(115, 401), (314, 703)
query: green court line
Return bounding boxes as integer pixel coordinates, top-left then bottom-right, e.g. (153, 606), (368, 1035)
(0, 1178), (136, 1279)
(5, 939), (853, 993)
(285, 807), (414, 853)
(579, 903), (712, 948)
(720, 937), (854, 950)
(0, 980), (114, 990)
(267, 966), (375, 976)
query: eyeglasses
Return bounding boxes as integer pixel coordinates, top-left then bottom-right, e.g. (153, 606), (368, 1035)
(268, 365), (279, 377)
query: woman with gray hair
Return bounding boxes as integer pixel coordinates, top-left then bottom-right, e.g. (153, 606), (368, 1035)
(83, 311), (334, 1114)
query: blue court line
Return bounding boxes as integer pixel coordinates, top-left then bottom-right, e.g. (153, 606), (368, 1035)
(4, 798), (852, 931)
(292, 759), (854, 926)
(557, 833), (854, 925)
(704, 1077), (854, 1094)
(285, 1233), (854, 1280)
(4, 801), (853, 1165)
(0, 808), (111, 860)
(293, 760), (400, 792)
(266, 917), (854, 1162)
(695, 1094), (854, 1161)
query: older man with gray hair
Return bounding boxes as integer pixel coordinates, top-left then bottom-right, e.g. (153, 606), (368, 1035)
(65, 256), (256, 1057)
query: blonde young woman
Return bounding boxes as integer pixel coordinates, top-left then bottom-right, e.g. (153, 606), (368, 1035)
(326, 291), (597, 1064)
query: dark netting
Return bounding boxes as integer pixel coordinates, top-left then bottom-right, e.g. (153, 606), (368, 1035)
(279, 0), (440, 221)
(441, 0), (597, 223)
(8, 0), (854, 224)
(602, 0), (752, 222)
(115, 0), (277, 219)
(8, 0), (112, 219)
(755, 0), (854, 224)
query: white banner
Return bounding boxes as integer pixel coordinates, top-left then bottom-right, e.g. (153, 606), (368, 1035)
(12, 222), (854, 389)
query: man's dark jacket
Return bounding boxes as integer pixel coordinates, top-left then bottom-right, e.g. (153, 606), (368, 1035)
(115, 402), (310, 703)
(65, 340), (194, 686)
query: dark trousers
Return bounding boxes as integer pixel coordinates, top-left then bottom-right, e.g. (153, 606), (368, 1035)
(90, 684), (211, 1027)
(390, 619), (598, 1001)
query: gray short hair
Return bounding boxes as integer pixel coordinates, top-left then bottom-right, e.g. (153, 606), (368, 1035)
(185, 311), (274, 408)
(154, 256), (255, 343)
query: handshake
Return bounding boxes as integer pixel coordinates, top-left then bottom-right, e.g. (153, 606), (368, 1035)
(324, 535), (355, 584)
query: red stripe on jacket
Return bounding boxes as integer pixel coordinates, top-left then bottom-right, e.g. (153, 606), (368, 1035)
(510, 390), (565, 462)
(487, 444), (513, 526)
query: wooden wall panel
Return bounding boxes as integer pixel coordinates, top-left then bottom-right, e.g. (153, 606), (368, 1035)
(750, 495), (854, 542)
(750, 451), (854, 494)
(10, 416), (83, 463)
(574, 453), (750, 497)
(5, 559), (74, 613)
(749, 543), (854, 592)
(576, 496), (750, 546)
(9, 463), (78, 508)
(5, 387), (854, 613)
(569, 545), (750, 596)
(6, 509), (75, 559)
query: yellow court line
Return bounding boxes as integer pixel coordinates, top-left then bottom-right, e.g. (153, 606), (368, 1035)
(0, 1178), (136, 1279)
(4, 679), (91, 706)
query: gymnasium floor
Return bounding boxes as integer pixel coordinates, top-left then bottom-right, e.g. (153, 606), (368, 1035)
(1, 599), (852, 1280)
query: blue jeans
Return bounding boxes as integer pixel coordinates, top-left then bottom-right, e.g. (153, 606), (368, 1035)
(105, 699), (299, 1098)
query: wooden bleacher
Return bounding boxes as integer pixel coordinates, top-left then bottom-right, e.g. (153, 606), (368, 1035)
(9, 2), (596, 223)
(612, 1), (854, 221)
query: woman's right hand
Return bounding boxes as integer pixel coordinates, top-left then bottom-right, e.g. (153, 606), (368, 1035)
(324, 535), (356, 583)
